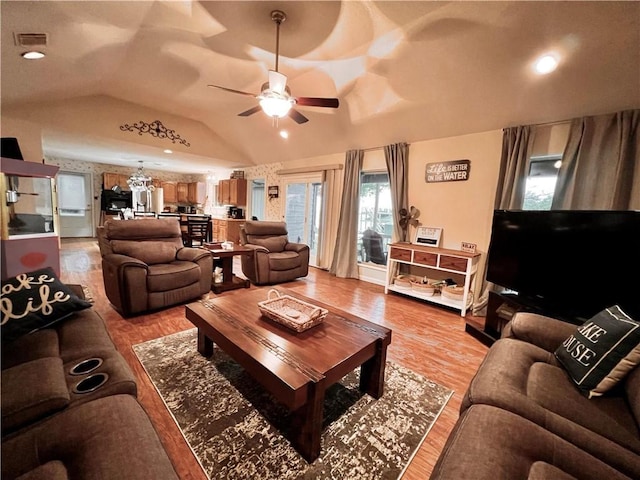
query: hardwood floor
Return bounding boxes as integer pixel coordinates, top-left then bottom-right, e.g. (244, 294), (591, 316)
(59, 238), (489, 479)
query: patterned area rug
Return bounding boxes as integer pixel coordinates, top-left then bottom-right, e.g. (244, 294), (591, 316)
(133, 328), (453, 480)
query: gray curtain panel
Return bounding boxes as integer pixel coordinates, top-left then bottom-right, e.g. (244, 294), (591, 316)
(552, 109), (640, 210)
(330, 149), (364, 278)
(494, 125), (537, 210)
(384, 142), (409, 242)
(472, 125), (536, 316)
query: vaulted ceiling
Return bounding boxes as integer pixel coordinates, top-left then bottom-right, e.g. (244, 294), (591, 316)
(2, 1), (639, 173)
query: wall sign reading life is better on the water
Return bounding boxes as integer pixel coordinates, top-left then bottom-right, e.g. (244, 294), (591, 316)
(425, 159), (471, 183)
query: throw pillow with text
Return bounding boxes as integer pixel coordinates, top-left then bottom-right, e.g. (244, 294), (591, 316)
(555, 305), (640, 398)
(1, 267), (92, 343)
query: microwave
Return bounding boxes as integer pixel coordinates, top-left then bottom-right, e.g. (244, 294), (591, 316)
(177, 205), (196, 214)
(228, 207), (244, 219)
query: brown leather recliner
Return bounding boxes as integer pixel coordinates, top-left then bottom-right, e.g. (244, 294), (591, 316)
(239, 220), (309, 285)
(98, 218), (212, 316)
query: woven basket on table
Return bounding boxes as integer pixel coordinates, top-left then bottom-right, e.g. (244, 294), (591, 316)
(258, 289), (328, 332)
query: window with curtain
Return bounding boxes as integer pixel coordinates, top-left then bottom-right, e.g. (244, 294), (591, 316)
(523, 155), (562, 210)
(357, 171), (392, 265)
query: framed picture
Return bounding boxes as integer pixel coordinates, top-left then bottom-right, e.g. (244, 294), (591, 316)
(268, 185), (279, 199)
(414, 226), (442, 247)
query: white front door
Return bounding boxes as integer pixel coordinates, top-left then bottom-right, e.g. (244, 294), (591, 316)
(58, 171), (93, 237)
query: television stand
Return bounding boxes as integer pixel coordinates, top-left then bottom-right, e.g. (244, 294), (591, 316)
(469, 291), (584, 345)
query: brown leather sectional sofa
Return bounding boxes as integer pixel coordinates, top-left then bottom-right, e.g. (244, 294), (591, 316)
(1, 285), (178, 479)
(431, 312), (640, 480)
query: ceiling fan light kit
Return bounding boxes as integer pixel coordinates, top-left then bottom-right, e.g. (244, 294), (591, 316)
(207, 10), (339, 126)
(259, 95), (294, 118)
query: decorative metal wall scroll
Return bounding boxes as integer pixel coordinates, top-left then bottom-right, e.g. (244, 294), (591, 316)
(119, 120), (190, 147)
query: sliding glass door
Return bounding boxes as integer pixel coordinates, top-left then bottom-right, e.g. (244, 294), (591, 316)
(284, 174), (323, 266)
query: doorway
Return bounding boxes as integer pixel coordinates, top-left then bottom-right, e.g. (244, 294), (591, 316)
(250, 178), (265, 220)
(57, 171), (93, 237)
(284, 174), (323, 266)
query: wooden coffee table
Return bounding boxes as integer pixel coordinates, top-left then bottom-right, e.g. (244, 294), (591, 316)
(185, 287), (392, 462)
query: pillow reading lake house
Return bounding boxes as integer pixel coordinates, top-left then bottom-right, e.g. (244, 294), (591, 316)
(1, 267), (92, 343)
(555, 305), (640, 398)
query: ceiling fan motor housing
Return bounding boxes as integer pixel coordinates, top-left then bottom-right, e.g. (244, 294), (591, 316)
(271, 10), (286, 24)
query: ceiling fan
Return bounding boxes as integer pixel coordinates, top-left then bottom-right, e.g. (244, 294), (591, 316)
(208, 10), (339, 125)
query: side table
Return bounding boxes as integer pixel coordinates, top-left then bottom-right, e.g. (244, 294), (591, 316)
(203, 244), (254, 293)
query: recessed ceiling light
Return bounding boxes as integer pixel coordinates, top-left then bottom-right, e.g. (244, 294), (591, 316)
(554, 160), (562, 169)
(534, 54), (558, 75)
(163, 149), (172, 154)
(279, 130), (289, 139)
(21, 51), (45, 60)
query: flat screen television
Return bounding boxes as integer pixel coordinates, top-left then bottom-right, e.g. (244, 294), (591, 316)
(487, 210), (640, 322)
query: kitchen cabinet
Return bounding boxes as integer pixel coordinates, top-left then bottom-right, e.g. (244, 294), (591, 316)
(188, 182), (205, 204)
(103, 173), (130, 191)
(161, 181), (177, 203)
(177, 182), (188, 203)
(211, 218), (244, 244)
(217, 180), (229, 205)
(217, 178), (247, 206)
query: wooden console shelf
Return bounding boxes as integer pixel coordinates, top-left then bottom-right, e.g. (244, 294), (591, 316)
(384, 242), (480, 316)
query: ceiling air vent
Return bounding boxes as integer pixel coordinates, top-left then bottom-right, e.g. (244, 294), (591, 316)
(14, 33), (48, 47)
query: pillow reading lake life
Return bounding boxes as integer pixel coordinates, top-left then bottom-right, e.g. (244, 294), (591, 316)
(1, 267), (92, 343)
(555, 305), (640, 398)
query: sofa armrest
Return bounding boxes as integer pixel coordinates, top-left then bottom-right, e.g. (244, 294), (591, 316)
(2, 357), (70, 434)
(501, 312), (578, 352)
(1, 395), (179, 480)
(243, 244), (269, 254)
(176, 247), (212, 262)
(285, 242), (309, 254)
(102, 253), (148, 269)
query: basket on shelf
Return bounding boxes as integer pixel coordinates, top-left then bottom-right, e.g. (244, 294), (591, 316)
(394, 275), (413, 288)
(410, 280), (436, 296)
(258, 289), (328, 332)
(441, 285), (466, 302)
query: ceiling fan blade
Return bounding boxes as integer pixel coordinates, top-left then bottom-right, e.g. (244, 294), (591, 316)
(296, 97), (339, 108)
(288, 109), (309, 124)
(268, 70), (287, 95)
(208, 84), (256, 97)
(238, 105), (263, 117)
